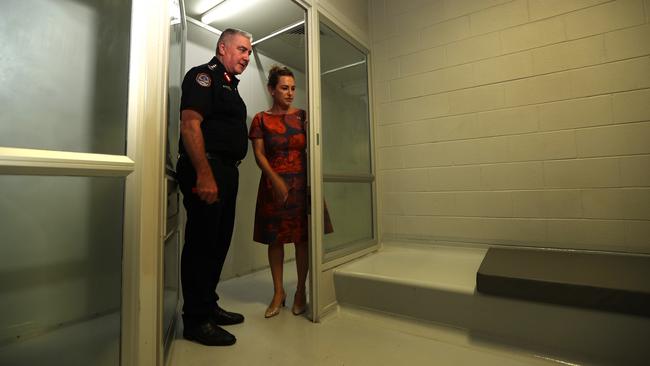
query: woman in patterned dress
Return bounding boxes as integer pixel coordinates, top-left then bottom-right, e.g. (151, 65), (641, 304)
(249, 65), (311, 318)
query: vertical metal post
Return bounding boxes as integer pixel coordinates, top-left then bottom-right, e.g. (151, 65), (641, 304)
(305, 3), (324, 323)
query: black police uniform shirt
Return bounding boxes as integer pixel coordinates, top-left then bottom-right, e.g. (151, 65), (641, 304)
(179, 56), (248, 161)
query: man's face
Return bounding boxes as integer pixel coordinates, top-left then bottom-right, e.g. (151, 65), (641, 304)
(219, 34), (252, 75)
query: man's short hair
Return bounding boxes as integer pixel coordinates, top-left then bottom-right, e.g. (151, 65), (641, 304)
(217, 28), (253, 53)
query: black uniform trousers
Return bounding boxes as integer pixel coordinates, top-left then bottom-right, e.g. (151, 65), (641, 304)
(176, 154), (239, 326)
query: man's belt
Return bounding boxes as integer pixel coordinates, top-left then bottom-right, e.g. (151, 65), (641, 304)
(205, 152), (241, 167)
(180, 153), (241, 167)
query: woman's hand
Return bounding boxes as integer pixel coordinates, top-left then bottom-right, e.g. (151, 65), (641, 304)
(272, 177), (289, 206)
(252, 138), (289, 206)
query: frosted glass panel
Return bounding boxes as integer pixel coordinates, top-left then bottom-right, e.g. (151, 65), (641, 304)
(320, 23), (370, 175)
(0, 175), (124, 366)
(0, 0), (131, 155)
(323, 182), (373, 254)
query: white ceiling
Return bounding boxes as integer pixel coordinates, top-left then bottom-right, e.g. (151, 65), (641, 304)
(183, 0), (304, 42)
(183, 0), (306, 71)
(182, 0), (367, 84)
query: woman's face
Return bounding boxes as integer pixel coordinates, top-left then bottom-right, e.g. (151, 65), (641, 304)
(270, 75), (296, 109)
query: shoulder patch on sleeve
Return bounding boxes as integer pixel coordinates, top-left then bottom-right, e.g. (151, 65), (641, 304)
(195, 72), (212, 87)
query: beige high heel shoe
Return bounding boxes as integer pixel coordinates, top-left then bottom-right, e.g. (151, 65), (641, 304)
(292, 290), (307, 316)
(265, 292), (286, 318)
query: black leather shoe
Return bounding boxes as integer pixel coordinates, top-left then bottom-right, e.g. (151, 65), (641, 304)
(211, 305), (245, 325)
(183, 321), (236, 346)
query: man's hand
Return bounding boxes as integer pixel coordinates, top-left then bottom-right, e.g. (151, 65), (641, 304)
(195, 172), (219, 204)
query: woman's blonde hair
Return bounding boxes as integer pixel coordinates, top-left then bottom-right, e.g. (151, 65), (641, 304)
(267, 65), (294, 88)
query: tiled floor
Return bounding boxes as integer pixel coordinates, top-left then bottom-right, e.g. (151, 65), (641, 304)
(168, 263), (561, 366)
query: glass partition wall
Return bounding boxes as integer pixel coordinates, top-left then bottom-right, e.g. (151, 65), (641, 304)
(1, 1), (170, 365)
(319, 22), (375, 261)
(163, 0), (185, 360)
(0, 1), (132, 365)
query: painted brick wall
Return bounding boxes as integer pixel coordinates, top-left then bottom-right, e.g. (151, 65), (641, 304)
(370, 0), (650, 254)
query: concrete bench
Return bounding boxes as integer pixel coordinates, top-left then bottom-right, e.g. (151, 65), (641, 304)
(335, 242), (650, 365)
(476, 247), (650, 318)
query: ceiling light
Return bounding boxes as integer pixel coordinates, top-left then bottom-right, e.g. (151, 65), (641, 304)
(201, 0), (259, 25)
(200, 0), (226, 24)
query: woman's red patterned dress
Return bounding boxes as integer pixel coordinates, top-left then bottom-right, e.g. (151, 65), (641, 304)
(249, 109), (332, 245)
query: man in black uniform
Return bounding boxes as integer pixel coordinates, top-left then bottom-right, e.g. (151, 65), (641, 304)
(176, 28), (252, 346)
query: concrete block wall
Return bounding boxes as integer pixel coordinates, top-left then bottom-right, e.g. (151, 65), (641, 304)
(370, 0), (650, 254)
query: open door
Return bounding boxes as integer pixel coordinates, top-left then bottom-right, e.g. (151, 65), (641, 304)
(308, 13), (378, 321)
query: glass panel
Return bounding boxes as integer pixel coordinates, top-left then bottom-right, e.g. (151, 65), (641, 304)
(163, 175), (180, 347)
(319, 21), (374, 260)
(167, 0), (183, 172)
(319, 23), (371, 176)
(163, 231), (180, 343)
(323, 182), (373, 255)
(166, 178), (180, 234)
(0, 0), (131, 155)
(0, 175), (124, 366)
(163, 0), (182, 350)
